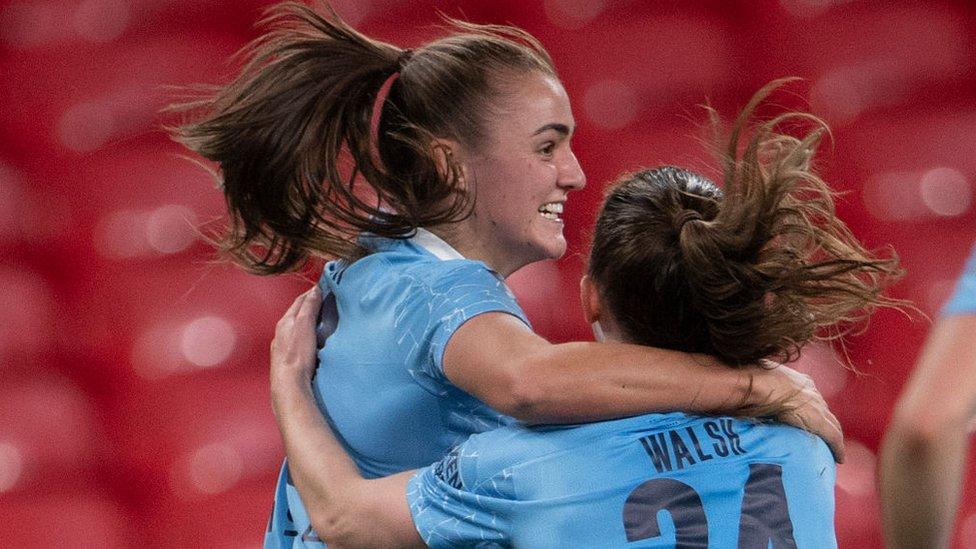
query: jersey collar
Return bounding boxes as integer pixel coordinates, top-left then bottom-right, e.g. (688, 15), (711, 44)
(411, 228), (466, 261)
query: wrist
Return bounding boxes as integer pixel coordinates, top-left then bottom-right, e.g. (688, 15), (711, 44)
(739, 364), (780, 408)
(271, 370), (315, 411)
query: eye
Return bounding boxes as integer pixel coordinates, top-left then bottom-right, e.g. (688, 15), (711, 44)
(539, 142), (555, 157)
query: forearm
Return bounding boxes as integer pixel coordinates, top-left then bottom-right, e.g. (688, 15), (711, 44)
(511, 341), (754, 424)
(271, 376), (427, 548)
(879, 315), (976, 548)
(880, 414), (968, 549)
(270, 373), (366, 538)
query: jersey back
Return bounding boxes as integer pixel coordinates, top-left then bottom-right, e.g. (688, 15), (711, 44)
(409, 412), (836, 548)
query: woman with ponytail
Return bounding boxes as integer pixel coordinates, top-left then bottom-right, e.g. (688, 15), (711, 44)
(171, 3), (847, 546)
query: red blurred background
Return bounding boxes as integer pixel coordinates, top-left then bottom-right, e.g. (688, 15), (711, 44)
(1, 0), (974, 547)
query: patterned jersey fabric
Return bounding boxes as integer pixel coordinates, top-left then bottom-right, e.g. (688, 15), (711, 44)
(409, 412), (836, 548)
(266, 230), (529, 548)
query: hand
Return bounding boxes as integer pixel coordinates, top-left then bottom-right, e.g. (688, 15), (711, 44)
(270, 285), (323, 390)
(752, 363), (846, 463)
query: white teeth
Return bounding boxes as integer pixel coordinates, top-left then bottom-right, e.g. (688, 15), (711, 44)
(538, 202), (564, 215)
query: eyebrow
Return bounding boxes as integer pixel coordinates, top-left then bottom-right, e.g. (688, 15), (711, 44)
(532, 123), (573, 137)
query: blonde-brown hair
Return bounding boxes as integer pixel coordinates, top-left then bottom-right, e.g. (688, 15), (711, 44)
(588, 79), (904, 366)
(167, 1), (556, 273)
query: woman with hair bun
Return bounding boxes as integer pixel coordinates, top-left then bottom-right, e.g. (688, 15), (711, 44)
(170, 2), (846, 546)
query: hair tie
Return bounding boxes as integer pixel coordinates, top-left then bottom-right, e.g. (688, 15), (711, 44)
(369, 71), (401, 170)
(368, 50), (414, 171)
(673, 209), (703, 233)
(396, 49), (414, 67)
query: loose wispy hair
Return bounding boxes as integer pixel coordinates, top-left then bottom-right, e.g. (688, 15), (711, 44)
(588, 79), (907, 367)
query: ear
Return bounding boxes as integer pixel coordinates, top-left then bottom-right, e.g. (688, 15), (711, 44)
(430, 138), (464, 182)
(579, 275), (602, 325)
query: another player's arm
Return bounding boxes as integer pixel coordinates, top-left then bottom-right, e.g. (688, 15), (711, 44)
(444, 312), (844, 461)
(880, 245), (976, 549)
(270, 287), (422, 548)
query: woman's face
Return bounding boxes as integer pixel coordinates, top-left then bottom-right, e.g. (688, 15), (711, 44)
(457, 72), (586, 276)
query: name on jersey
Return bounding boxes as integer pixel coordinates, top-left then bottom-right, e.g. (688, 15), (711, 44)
(638, 419), (746, 474)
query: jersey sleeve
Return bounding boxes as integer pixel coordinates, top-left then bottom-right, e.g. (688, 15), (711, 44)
(413, 262), (529, 382)
(943, 243), (976, 316)
(406, 436), (516, 548)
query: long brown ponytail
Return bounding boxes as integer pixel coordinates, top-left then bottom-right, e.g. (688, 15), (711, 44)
(167, 1), (555, 273)
(588, 79), (905, 366)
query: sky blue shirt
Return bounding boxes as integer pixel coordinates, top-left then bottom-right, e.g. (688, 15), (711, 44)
(266, 230), (529, 548)
(943, 243), (976, 316)
(409, 412), (836, 548)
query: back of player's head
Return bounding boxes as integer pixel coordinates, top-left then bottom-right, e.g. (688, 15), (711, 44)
(587, 79), (904, 366)
(168, 1), (557, 272)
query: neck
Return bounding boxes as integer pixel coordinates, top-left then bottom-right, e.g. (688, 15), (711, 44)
(592, 309), (626, 343)
(426, 224), (526, 277)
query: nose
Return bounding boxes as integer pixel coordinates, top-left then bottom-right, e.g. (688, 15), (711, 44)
(558, 149), (586, 191)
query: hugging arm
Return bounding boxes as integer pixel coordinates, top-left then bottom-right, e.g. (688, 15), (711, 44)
(443, 312), (844, 461)
(270, 287), (423, 548)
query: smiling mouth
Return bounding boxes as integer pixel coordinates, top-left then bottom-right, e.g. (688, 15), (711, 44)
(538, 202), (564, 221)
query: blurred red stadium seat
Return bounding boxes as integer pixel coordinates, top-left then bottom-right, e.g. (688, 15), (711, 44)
(745, 2), (974, 124)
(0, 372), (100, 495)
(147, 478), (272, 549)
(0, 265), (56, 361)
(0, 492), (130, 548)
(107, 372), (283, 507)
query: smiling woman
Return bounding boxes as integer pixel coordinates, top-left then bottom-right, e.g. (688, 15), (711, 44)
(166, 2), (846, 547)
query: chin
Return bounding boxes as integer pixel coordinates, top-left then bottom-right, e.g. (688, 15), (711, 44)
(535, 236), (567, 262)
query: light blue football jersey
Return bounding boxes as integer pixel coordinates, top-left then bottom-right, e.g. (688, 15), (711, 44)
(409, 412), (836, 548)
(943, 243), (976, 316)
(266, 230), (529, 548)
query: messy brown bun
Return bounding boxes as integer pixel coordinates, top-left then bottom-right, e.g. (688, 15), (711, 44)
(588, 79), (904, 366)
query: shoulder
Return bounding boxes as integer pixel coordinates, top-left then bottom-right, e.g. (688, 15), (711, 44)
(421, 259), (510, 293)
(445, 426), (539, 497)
(720, 417), (834, 465)
(329, 244), (491, 291)
(453, 418), (641, 489)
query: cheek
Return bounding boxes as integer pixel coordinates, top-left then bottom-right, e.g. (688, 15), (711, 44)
(470, 157), (552, 228)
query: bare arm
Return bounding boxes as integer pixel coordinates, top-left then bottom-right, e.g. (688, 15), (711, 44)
(270, 287), (423, 549)
(443, 312), (844, 460)
(880, 314), (976, 548)
(880, 244), (976, 549)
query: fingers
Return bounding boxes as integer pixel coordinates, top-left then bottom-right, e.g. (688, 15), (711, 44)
(277, 285), (321, 326)
(805, 402), (845, 464)
(775, 371), (846, 464)
(279, 288), (310, 325)
(270, 285), (323, 384)
(296, 285), (323, 322)
(824, 422), (846, 464)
